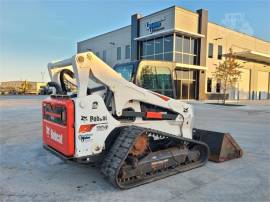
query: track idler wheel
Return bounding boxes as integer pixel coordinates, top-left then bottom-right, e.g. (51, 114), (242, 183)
(129, 133), (149, 157)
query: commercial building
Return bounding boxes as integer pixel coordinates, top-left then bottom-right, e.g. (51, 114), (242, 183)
(0, 81), (46, 95)
(77, 6), (270, 100)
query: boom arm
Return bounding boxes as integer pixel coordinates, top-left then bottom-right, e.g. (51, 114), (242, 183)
(48, 52), (192, 115)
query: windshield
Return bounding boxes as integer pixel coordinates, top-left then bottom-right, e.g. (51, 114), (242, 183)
(114, 64), (134, 81)
(138, 65), (174, 98)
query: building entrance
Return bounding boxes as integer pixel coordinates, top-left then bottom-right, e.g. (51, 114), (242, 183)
(175, 68), (198, 100)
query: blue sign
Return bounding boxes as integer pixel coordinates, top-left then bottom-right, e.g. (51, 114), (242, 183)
(146, 18), (165, 33)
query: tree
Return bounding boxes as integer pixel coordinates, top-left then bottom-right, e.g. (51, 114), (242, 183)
(213, 48), (243, 104)
(19, 80), (31, 94)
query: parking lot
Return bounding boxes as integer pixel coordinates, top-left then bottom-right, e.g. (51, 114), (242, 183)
(0, 96), (269, 202)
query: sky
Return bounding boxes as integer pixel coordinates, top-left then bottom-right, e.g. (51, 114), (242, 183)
(0, 0), (269, 82)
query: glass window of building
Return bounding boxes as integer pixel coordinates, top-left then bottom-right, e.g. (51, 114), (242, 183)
(175, 35), (183, 52)
(218, 45), (222, 60)
(164, 35), (173, 52)
(177, 68), (189, 80)
(146, 40), (154, 56)
(142, 42), (147, 57)
(140, 35), (173, 61)
(174, 35), (198, 65)
(102, 50), (107, 62)
(183, 54), (190, 64)
(208, 43), (213, 58)
(145, 55), (155, 60)
(191, 56), (197, 65)
(191, 38), (198, 55)
(141, 34), (198, 65)
(216, 79), (221, 93)
(175, 52), (182, 63)
(175, 68), (197, 100)
(189, 70), (197, 99)
(155, 54), (163, 60)
(164, 53), (173, 61)
(138, 65), (173, 97)
(117, 47), (121, 60)
(154, 37), (163, 55)
(125, 45), (130, 59)
(207, 78), (212, 92)
(96, 52), (99, 57)
(183, 36), (190, 53)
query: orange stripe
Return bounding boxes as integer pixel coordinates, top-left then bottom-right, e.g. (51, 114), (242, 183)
(79, 124), (96, 133)
(152, 92), (170, 101)
(146, 112), (162, 119)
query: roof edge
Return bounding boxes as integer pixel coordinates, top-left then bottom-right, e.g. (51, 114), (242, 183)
(78, 25), (131, 44)
(208, 21), (270, 44)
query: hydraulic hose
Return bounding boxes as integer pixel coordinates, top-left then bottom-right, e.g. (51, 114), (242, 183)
(59, 69), (106, 95)
(59, 69), (75, 94)
(47, 82), (63, 94)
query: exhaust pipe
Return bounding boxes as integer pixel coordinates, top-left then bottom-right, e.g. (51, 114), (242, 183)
(193, 128), (243, 162)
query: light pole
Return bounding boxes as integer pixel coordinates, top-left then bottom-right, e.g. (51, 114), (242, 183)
(41, 71), (45, 82)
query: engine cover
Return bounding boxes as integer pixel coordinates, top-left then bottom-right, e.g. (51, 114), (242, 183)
(42, 97), (75, 156)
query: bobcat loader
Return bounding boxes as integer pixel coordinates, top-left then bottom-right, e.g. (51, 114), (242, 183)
(42, 52), (242, 189)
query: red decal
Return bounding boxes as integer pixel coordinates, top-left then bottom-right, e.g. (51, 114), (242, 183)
(146, 112), (162, 119)
(152, 92), (170, 101)
(79, 124), (96, 133)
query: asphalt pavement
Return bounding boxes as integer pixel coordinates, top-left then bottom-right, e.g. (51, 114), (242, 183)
(0, 96), (269, 202)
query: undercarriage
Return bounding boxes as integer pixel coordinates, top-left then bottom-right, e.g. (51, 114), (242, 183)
(101, 126), (209, 189)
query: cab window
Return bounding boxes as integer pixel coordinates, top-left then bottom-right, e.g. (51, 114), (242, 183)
(114, 64), (134, 81)
(138, 65), (173, 98)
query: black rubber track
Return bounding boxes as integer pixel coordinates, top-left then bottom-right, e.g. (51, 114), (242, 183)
(101, 126), (209, 189)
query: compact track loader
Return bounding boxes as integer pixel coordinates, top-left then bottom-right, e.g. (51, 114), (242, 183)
(42, 52), (242, 189)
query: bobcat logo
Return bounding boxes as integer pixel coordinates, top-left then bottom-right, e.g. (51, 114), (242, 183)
(81, 116), (87, 121)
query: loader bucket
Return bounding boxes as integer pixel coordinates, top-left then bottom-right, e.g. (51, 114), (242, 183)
(192, 128), (243, 162)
